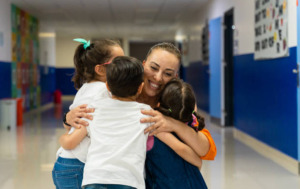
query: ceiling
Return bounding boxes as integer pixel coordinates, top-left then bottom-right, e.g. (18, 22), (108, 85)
(11, 0), (208, 40)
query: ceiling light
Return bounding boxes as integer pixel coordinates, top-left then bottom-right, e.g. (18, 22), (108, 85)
(39, 32), (56, 38)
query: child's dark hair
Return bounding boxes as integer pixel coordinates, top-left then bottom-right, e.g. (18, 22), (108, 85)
(156, 78), (205, 131)
(72, 39), (121, 89)
(106, 56), (144, 98)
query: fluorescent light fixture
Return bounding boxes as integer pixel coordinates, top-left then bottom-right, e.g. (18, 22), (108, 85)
(175, 35), (186, 41)
(39, 32), (56, 38)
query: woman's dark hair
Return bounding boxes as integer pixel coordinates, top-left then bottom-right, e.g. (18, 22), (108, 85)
(106, 56), (144, 98)
(156, 78), (205, 131)
(145, 42), (181, 61)
(72, 39), (121, 89)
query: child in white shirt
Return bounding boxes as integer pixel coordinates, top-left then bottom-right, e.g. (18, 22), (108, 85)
(52, 38), (124, 189)
(82, 56), (151, 189)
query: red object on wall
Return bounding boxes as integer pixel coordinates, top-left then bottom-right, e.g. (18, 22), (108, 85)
(54, 89), (62, 104)
(16, 98), (23, 126)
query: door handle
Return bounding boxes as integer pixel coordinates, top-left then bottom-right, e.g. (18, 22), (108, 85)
(294, 65), (299, 87)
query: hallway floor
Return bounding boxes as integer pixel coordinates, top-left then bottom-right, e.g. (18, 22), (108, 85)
(0, 101), (299, 189)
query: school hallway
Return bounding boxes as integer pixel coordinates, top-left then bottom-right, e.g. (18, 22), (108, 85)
(0, 100), (299, 189)
(1, 0), (300, 188)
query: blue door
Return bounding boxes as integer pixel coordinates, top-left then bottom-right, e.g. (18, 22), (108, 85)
(209, 17), (222, 120)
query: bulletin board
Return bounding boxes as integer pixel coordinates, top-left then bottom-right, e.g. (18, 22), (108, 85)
(11, 4), (40, 110)
(254, 0), (288, 60)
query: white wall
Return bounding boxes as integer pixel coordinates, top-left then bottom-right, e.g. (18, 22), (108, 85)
(177, 0), (297, 60)
(56, 36), (78, 68)
(39, 36), (56, 67)
(56, 36), (131, 68)
(39, 22), (56, 67)
(0, 0), (12, 62)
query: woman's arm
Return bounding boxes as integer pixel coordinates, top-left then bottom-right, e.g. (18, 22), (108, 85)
(65, 104), (94, 129)
(59, 126), (88, 150)
(142, 109), (215, 158)
(155, 132), (202, 168)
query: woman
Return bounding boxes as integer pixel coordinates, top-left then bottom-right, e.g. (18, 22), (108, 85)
(138, 43), (216, 159)
(65, 42), (216, 188)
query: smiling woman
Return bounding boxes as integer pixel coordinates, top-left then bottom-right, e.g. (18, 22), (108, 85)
(136, 42), (215, 188)
(140, 45), (180, 106)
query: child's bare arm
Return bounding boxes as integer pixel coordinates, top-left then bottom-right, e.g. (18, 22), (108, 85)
(156, 132), (202, 169)
(59, 126), (88, 150)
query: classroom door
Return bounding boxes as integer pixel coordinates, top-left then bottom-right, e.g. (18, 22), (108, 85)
(209, 17), (222, 123)
(223, 8), (234, 126)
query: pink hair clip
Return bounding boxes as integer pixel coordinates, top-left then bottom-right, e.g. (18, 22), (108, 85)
(102, 62), (111, 65)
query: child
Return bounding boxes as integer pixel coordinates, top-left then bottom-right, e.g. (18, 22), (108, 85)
(145, 78), (208, 189)
(52, 38), (124, 189)
(81, 56), (152, 189)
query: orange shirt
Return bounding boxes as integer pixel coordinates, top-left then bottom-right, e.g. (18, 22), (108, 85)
(199, 129), (217, 160)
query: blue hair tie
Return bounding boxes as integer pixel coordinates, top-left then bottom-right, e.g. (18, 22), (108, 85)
(73, 38), (91, 50)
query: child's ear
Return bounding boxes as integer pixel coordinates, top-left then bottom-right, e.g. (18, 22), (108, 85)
(95, 65), (106, 76)
(137, 82), (144, 95)
(142, 60), (146, 66)
(105, 82), (111, 92)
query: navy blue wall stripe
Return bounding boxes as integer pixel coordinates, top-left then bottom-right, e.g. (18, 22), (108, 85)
(40, 66), (56, 105)
(185, 61), (209, 112)
(0, 61), (11, 99)
(234, 47), (298, 159)
(56, 68), (77, 95)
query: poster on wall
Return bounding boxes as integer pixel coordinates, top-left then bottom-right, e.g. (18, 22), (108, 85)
(254, 0), (288, 60)
(11, 4), (40, 110)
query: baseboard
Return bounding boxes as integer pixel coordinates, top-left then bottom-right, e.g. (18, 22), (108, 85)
(24, 103), (54, 117)
(234, 128), (300, 175)
(62, 95), (75, 101)
(210, 116), (221, 126)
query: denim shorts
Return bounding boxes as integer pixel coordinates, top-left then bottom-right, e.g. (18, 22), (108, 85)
(82, 184), (136, 189)
(52, 157), (85, 189)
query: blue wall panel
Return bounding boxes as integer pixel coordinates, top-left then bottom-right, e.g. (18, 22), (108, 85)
(185, 61), (209, 112)
(0, 61), (11, 99)
(209, 17), (222, 118)
(297, 2), (300, 161)
(56, 68), (77, 95)
(234, 47), (298, 159)
(40, 66), (56, 105)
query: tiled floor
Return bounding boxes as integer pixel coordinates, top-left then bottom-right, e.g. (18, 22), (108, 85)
(0, 101), (300, 189)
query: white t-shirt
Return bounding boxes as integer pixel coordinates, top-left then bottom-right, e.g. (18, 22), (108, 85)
(82, 97), (151, 189)
(56, 81), (108, 163)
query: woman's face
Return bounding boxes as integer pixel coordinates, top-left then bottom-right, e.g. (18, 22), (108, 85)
(143, 49), (180, 97)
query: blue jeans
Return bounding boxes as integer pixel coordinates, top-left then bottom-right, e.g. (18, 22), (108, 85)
(52, 157), (85, 189)
(83, 184), (136, 189)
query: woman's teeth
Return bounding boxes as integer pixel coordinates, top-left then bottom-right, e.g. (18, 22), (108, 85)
(149, 81), (159, 89)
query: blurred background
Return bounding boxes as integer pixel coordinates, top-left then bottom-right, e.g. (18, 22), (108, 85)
(0, 0), (300, 188)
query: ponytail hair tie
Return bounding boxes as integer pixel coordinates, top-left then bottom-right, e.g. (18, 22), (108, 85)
(73, 38), (91, 50)
(168, 108), (172, 113)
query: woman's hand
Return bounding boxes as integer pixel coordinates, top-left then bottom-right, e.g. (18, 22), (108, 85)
(66, 104), (94, 129)
(141, 109), (175, 135)
(142, 109), (212, 157)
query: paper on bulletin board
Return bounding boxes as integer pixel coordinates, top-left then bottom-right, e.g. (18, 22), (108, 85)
(254, 0), (289, 60)
(0, 32), (3, 47)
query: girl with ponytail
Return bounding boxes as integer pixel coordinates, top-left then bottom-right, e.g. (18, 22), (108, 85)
(52, 39), (124, 189)
(145, 78), (209, 189)
(156, 78), (205, 132)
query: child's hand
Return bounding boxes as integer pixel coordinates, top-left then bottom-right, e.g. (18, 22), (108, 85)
(66, 104), (94, 129)
(141, 109), (174, 136)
